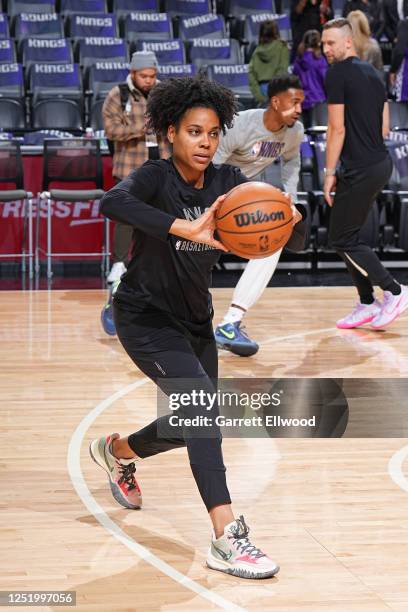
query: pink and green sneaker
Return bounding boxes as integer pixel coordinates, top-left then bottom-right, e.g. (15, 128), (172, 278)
(206, 515), (279, 579)
(89, 433), (142, 509)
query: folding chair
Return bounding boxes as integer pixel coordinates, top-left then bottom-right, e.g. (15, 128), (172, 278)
(36, 138), (108, 278)
(124, 12), (173, 42)
(68, 13), (118, 39)
(157, 63), (196, 79)
(178, 13), (226, 40)
(21, 38), (72, 70)
(164, 0), (212, 16)
(189, 37), (242, 68)
(14, 13), (63, 39)
(207, 63), (253, 108)
(0, 14), (10, 39)
(135, 38), (185, 64)
(0, 141), (34, 278)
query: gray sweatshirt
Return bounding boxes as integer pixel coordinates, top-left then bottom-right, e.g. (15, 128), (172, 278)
(213, 109), (304, 202)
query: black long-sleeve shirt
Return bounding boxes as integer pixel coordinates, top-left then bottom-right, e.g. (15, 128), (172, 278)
(100, 158), (248, 324)
(101, 157), (308, 324)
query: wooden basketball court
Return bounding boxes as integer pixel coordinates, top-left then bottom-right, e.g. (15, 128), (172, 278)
(1, 287), (408, 611)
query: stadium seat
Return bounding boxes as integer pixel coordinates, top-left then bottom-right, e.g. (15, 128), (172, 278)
(223, 0), (276, 17)
(243, 13), (291, 43)
(30, 62), (82, 104)
(32, 99), (83, 129)
(0, 140), (34, 278)
(88, 60), (128, 101)
(76, 37), (127, 68)
(68, 13), (118, 39)
(0, 98), (25, 129)
(188, 38), (243, 68)
(89, 98), (105, 130)
(8, 0), (56, 18)
(112, 0), (160, 19)
(14, 13), (64, 39)
(0, 39), (16, 63)
(389, 101), (408, 131)
(134, 39), (185, 64)
(309, 102), (328, 129)
(36, 138), (107, 278)
(123, 13), (173, 42)
(178, 14), (226, 40)
(207, 64), (253, 108)
(0, 14), (10, 39)
(20, 38), (72, 70)
(164, 0), (212, 17)
(157, 63), (196, 79)
(60, 0), (107, 14)
(0, 63), (24, 101)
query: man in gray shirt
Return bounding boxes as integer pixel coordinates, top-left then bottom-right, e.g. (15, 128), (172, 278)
(213, 74), (305, 356)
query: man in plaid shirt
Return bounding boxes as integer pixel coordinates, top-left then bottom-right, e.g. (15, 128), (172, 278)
(103, 51), (171, 283)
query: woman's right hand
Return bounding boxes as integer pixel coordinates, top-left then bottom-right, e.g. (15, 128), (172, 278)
(169, 195), (229, 252)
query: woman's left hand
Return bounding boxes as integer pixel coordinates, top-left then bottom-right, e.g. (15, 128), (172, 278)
(170, 195), (229, 251)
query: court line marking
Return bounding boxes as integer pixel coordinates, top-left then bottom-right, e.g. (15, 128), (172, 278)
(261, 326), (336, 346)
(388, 444), (408, 493)
(67, 379), (247, 612)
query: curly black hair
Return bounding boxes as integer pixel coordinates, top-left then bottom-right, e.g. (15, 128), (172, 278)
(146, 76), (238, 137)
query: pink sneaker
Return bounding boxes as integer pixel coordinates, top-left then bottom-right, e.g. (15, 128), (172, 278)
(89, 433), (142, 509)
(336, 300), (382, 329)
(206, 515), (279, 579)
(371, 286), (408, 330)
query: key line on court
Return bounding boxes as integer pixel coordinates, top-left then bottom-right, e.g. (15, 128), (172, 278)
(388, 444), (408, 493)
(67, 379), (248, 612)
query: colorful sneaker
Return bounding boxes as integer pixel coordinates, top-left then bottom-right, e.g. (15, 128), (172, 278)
(336, 299), (382, 329)
(89, 433), (142, 509)
(371, 286), (408, 330)
(101, 280), (120, 336)
(206, 515), (279, 579)
(215, 322), (259, 357)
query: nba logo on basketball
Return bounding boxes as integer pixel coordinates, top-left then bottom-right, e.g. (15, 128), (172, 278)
(259, 235), (269, 251)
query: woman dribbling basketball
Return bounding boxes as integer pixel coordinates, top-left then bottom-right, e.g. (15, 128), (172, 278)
(90, 76), (297, 579)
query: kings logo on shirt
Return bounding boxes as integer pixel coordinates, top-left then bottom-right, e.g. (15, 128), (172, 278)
(251, 141), (285, 159)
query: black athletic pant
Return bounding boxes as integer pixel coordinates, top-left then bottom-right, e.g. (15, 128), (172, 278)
(329, 156), (394, 299)
(113, 304), (231, 512)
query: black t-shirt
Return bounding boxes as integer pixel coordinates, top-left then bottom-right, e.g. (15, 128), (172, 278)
(100, 158), (248, 324)
(325, 56), (388, 169)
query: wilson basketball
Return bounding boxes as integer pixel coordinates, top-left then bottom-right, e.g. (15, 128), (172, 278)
(215, 182), (294, 259)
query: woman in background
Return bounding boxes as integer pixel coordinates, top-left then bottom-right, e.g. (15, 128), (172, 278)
(347, 9), (383, 70)
(293, 29), (328, 127)
(248, 20), (289, 105)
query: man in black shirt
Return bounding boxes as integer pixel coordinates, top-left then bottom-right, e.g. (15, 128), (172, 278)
(322, 18), (408, 329)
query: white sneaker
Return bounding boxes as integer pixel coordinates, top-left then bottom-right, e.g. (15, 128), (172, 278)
(371, 286), (408, 329)
(107, 261), (126, 283)
(206, 515), (279, 579)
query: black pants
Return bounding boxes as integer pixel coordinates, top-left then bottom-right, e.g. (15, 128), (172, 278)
(328, 156), (394, 299)
(113, 304), (231, 512)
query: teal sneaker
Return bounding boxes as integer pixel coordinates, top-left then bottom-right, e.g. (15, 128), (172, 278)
(215, 322), (259, 357)
(101, 280), (120, 336)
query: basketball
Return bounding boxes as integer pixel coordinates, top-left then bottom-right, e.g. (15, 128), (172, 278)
(215, 182), (294, 259)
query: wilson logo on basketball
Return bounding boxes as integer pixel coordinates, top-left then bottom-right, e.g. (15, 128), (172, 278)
(233, 209), (285, 227)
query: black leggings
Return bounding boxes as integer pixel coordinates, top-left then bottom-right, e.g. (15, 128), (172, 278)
(329, 156), (394, 299)
(113, 304), (231, 512)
